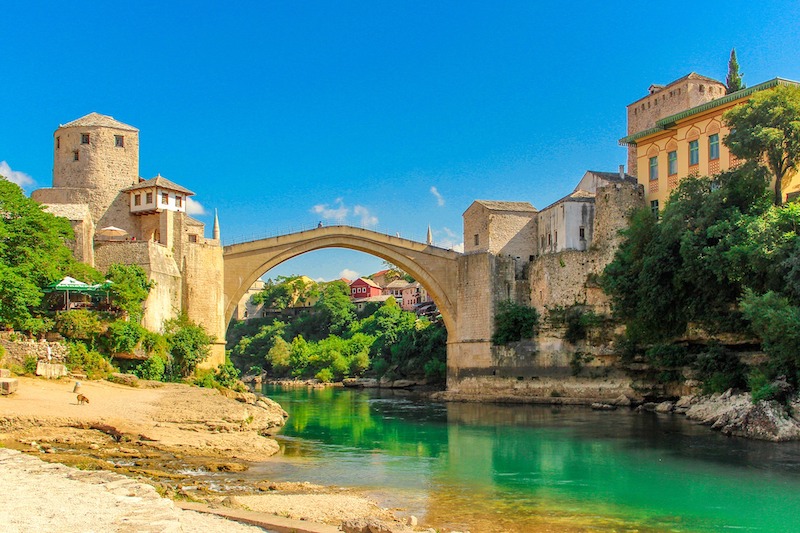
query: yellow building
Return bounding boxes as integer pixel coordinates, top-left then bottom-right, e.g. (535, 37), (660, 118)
(620, 76), (800, 212)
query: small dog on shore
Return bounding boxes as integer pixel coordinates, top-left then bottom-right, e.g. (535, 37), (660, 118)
(76, 393), (89, 405)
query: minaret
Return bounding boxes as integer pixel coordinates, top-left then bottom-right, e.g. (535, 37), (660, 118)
(213, 209), (220, 241)
(426, 225), (433, 245)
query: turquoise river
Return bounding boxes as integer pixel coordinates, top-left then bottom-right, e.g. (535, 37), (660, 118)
(252, 385), (800, 532)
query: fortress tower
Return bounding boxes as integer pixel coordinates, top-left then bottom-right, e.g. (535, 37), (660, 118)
(50, 113), (140, 225)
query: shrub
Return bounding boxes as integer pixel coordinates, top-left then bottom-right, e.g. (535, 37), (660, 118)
(193, 368), (217, 389)
(214, 359), (241, 389)
(315, 368), (334, 383)
(564, 306), (603, 344)
(133, 353), (167, 381)
(693, 343), (746, 393)
(55, 310), (105, 345)
(65, 342), (115, 379)
(165, 315), (213, 377)
(492, 301), (539, 345)
(23, 355), (38, 375)
(106, 320), (146, 354)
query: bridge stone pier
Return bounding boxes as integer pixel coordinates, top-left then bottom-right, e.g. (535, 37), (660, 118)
(222, 226), (509, 387)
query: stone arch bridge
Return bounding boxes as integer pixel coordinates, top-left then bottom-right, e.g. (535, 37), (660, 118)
(222, 225), (502, 384)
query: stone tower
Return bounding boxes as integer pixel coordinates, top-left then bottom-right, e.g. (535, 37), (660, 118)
(52, 113), (140, 224)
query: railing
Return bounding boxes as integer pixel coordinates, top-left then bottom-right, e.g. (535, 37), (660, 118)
(223, 223), (427, 247)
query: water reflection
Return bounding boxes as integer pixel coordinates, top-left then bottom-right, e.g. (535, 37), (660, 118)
(260, 385), (800, 532)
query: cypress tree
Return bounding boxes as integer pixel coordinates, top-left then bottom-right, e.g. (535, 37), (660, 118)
(726, 49), (745, 94)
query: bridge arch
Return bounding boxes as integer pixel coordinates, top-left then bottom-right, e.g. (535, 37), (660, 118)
(223, 226), (461, 334)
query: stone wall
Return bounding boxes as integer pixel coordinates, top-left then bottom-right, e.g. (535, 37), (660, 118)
(0, 336), (68, 366)
(181, 240), (226, 368)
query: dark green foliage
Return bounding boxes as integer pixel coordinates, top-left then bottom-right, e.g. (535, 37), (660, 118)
(563, 306), (603, 344)
(105, 264), (154, 322)
(252, 275), (320, 310)
(0, 179), (85, 332)
(724, 84), (800, 205)
(692, 343), (746, 393)
(133, 353), (167, 381)
(164, 314), (213, 377)
(726, 48), (745, 94)
(65, 342), (115, 380)
(105, 320), (146, 354)
(602, 166), (772, 343)
(569, 352), (593, 377)
(741, 290), (800, 386)
(214, 357), (241, 389)
(23, 355), (37, 375)
(491, 300), (539, 345)
(227, 296), (448, 384)
(55, 310), (105, 347)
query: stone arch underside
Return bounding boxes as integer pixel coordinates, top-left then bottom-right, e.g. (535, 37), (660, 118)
(223, 227), (461, 335)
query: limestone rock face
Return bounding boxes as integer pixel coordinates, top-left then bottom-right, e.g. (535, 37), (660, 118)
(685, 391), (800, 442)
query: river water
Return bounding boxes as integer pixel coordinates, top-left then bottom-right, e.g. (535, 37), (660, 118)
(254, 385), (800, 532)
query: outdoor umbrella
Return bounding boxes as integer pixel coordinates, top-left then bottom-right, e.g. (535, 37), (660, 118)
(96, 226), (129, 239)
(45, 276), (92, 309)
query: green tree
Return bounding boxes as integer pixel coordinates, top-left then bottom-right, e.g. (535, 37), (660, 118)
(726, 48), (745, 94)
(105, 264), (154, 322)
(0, 179), (81, 332)
(491, 300), (539, 345)
(164, 314), (213, 377)
(724, 84), (800, 205)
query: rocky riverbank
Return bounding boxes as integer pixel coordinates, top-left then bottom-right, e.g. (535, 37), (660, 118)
(0, 376), (425, 532)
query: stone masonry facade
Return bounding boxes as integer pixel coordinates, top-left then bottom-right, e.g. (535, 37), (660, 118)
(31, 113), (226, 367)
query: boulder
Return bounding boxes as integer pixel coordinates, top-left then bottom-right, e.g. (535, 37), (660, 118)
(591, 402), (616, 411)
(341, 518), (411, 533)
(391, 379), (415, 389)
(108, 373), (139, 387)
(0, 377), (18, 395)
(613, 394), (632, 407)
(686, 392), (800, 442)
(35, 362), (68, 379)
(655, 401), (675, 414)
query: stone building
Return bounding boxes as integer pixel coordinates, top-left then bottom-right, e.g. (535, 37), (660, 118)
(620, 75), (800, 209)
(31, 113), (226, 367)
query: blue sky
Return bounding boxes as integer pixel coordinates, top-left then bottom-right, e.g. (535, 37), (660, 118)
(3, 1), (800, 281)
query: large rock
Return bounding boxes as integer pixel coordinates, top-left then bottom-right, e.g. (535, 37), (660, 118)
(686, 391), (800, 442)
(341, 518), (412, 533)
(0, 377), (18, 395)
(35, 362), (68, 379)
(655, 401), (674, 413)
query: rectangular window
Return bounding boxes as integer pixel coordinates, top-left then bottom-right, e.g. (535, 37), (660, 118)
(81, 133), (89, 144)
(548, 234), (552, 246)
(649, 156), (658, 180)
(579, 227), (585, 240)
(709, 134), (720, 161)
(73, 150), (79, 161)
(176, 196), (182, 207)
(56, 136), (60, 149)
(651, 200), (660, 217)
(188, 234), (198, 243)
(668, 151), (678, 176)
(146, 192), (153, 204)
(474, 234), (479, 246)
(134, 194), (141, 206)
(115, 135), (124, 148)
(162, 192), (169, 204)
(689, 140), (699, 166)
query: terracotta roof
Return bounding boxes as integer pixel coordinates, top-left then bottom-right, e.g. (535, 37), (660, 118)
(122, 175), (195, 196)
(384, 279), (409, 289)
(471, 200), (537, 212)
(541, 189), (595, 211)
(351, 277), (381, 289)
(185, 216), (204, 227)
(59, 112), (138, 132)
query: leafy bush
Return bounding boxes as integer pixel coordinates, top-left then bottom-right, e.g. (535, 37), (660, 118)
(315, 368), (334, 383)
(55, 310), (105, 346)
(164, 314), (213, 377)
(23, 355), (37, 375)
(65, 342), (115, 379)
(214, 359), (241, 389)
(105, 264), (154, 322)
(563, 306), (603, 344)
(692, 343), (746, 393)
(133, 353), (167, 381)
(492, 301), (539, 345)
(106, 320), (146, 354)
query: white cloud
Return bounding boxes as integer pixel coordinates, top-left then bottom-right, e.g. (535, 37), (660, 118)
(435, 227), (464, 252)
(430, 186), (445, 206)
(310, 199), (378, 228)
(0, 161), (35, 188)
(186, 197), (207, 216)
(339, 268), (359, 281)
(311, 198), (348, 223)
(353, 205), (378, 228)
